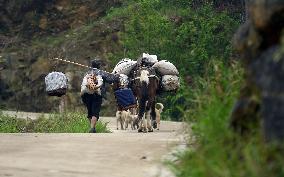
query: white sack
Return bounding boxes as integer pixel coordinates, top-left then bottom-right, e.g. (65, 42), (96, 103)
(112, 58), (137, 75)
(45, 72), (68, 92)
(152, 60), (179, 75)
(142, 53), (158, 64)
(161, 75), (180, 91)
(119, 74), (129, 88)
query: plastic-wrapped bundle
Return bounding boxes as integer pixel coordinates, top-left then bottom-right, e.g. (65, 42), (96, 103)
(152, 60), (179, 75)
(119, 74), (129, 88)
(112, 58), (137, 75)
(45, 72), (68, 97)
(142, 53), (158, 64)
(161, 75), (180, 91)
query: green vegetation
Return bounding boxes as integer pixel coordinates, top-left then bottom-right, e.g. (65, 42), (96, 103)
(106, 1), (239, 76)
(171, 61), (284, 177)
(0, 112), (110, 133)
(104, 0), (239, 120)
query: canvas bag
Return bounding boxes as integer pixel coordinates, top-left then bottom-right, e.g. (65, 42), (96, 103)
(45, 72), (68, 97)
(112, 58), (137, 75)
(161, 75), (180, 91)
(152, 60), (179, 75)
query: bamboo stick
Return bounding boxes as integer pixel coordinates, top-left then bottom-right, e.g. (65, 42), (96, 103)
(53, 57), (92, 69)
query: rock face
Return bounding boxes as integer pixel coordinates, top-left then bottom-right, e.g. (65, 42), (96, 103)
(0, 0), (123, 112)
(231, 0), (284, 141)
(0, 0), (122, 36)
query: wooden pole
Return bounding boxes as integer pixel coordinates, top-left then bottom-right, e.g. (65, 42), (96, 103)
(53, 58), (92, 69)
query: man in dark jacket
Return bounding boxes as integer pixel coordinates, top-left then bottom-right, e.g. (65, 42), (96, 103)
(81, 58), (119, 133)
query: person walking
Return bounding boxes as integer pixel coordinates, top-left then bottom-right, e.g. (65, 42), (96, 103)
(81, 58), (119, 133)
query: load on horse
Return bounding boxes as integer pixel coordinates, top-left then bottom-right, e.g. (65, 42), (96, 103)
(113, 53), (180, 132)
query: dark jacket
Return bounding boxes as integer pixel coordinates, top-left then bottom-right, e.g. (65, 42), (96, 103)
(91, 68), (120, 98)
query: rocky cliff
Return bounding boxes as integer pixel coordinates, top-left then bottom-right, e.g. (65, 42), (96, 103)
(0, 0), (123, 112)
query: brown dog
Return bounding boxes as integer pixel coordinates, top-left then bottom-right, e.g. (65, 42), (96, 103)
(155, 103), (164, 130)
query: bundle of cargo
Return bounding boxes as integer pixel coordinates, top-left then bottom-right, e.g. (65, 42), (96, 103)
(141, 53), (158, 66)
(113, 55), (180, 92)
(161, 75), (180, 91)
(152, 60), (180, 91)
(152, 60), (179, 75)
(112, 58), (137, 75)
(45, 72), (68, 97)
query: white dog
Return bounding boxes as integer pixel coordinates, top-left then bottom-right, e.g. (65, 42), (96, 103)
(116, 111), (125, 130)
(116, 110), (135, 130)
(155, 103), (164, 130)
(124, 110), (135, 130)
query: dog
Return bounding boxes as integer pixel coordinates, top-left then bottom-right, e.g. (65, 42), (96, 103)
(116, 110), (125, 130)
(131, 114), (139, 130)
(155, 103), (164, 130)
(116, 110), (136, 130)
(124, 110), (135, 130)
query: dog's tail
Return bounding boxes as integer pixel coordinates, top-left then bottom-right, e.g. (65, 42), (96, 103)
(156, 103), (164, 112)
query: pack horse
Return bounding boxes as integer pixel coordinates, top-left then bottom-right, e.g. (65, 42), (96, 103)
(131, 66), (160, 132)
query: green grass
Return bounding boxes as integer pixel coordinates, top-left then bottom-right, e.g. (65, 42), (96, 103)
(0, 112), (110, 133)
(172, 62), (284, 177)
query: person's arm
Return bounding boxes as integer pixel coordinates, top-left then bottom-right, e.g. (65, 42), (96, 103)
(92, 68), (119, 84)
(80, 75), (88, 95)
(96, 75), (103, 88)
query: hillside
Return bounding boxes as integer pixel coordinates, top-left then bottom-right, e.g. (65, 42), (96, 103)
(0, 0), (124, 112)
(0, 1), (241, 117)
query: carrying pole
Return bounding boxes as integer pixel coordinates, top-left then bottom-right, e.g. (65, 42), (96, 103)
(52, 57), (92, 69)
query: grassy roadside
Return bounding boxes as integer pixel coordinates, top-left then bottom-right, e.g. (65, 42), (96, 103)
(171, 61), (284, 177)
(0, 111), (110, 133)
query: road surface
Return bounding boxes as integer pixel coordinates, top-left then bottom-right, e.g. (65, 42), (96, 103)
(0, 111), (187, 177)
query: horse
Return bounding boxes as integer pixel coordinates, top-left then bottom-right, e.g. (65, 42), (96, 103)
(130, 66), (160, 132)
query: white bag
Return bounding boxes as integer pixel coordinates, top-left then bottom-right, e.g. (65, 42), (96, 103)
(112, 58), (137, 75)
(152, 60), (179, 75)
(142, 53), (158, 64)
(45, 72), (68, 97)
(161, 75), (180, 91)
(119, 74), (129, 88)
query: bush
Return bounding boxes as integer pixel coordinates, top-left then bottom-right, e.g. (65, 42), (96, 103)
(171, 61), (284, 177)
(105, 1), (239, 121)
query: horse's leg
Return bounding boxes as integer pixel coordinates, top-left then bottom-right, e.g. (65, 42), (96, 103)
(145, 100), (154, 132)
(151, 103), (157, 129)
(137, 98), (147, 132)
(146, 110), (153, 132)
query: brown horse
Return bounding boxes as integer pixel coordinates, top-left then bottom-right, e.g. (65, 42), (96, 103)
(130, 66), (160, 132)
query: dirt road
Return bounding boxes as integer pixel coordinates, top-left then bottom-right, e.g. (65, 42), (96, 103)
(0, 111), (186, 177)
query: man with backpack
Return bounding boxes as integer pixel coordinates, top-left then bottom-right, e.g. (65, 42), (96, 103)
(81, 58), (119, 133)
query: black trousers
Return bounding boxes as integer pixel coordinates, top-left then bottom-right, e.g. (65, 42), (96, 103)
(81, 93), (103, 119)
